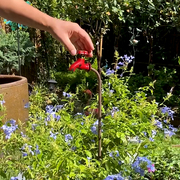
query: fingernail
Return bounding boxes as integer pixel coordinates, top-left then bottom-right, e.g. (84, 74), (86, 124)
(70, 49), (76, 56)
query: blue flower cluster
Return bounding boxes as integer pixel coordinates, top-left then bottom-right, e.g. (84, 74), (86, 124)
(21, 144), (40, 157)
(106, 68), (115, 76)
(105, 55), (134, 76)
(111, 107), (119, 117)
(10, 177), (18, 180)
(161, 106), (175, 120)
(65, 134), (73, 144)
(104, 174), (125, 180)
(109, 150), (122, 165)
(132, 156), (155, 176)
(109, 150), (120, 158)
(1, 119), (18, 139)
(45, 105), (62, 123)
(116, 55), (134, 70)
(63, 92), (72, 98)
(91, 120), (103, 135)
(155, 119), (177, 137)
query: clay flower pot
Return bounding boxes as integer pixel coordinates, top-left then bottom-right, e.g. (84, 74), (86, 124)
(0, 75), (29, 123)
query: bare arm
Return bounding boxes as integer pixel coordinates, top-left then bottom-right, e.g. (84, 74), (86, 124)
(0, 0), (94, 56)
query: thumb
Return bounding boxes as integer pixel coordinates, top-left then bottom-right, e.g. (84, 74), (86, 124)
(62, 37), (77, 56)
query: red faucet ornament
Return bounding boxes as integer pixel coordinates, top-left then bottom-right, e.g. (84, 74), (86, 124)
(69, 50), (91, 72)
(69, 50), (102, 159)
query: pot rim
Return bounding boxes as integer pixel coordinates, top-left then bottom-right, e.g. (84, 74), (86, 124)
(0, 75), (27, 88)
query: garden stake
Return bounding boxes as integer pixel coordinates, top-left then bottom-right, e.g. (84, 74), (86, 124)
(69, 50), (102, 159)
(17, 23), (21, 76)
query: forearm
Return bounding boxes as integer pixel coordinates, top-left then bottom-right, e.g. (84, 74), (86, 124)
(0, 0), (53, 32)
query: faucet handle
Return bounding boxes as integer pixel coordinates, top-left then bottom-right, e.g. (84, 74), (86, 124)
(77, 50), (89, 56)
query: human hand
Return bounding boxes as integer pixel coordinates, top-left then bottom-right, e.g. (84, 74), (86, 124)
(48, 18), (94, 57)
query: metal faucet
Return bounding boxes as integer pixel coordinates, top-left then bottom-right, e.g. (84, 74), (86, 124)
(69, 50), (102, 159)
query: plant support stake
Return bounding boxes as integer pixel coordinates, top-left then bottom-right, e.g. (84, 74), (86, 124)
(17, 23), (21, 76)
(69, 50), (102, 159)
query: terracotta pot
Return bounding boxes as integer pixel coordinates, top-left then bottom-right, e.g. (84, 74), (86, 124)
(0, 75), (29, 123)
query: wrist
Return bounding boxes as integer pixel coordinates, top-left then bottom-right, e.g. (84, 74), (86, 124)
(43, 15), (55, 32)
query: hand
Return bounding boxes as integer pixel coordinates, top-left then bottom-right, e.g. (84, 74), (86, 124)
(49, 18), (94, 57)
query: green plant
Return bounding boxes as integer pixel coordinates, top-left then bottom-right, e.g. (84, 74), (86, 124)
(128, 65), (180, 114)
(0, 29), (37, 74)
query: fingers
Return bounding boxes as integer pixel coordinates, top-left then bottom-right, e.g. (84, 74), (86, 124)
(78, 29), (94, 51)
(61, 36), (77, 56)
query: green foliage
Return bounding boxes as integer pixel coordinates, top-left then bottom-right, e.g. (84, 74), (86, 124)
(150, 134), (180, 180)
(0, 29), (37, 74)
(128, 65), (180, 109)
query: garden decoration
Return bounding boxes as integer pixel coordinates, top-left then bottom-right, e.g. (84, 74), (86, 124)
(48, 79), (57, 92)
(69, 50), (102, 159)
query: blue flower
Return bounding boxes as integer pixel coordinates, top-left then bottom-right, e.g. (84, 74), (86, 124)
(155, 120), (163, 129)
(91, 120), (103, 135)
(50, 131), (58, 140)
(149, 137), (154, 142)
(111, 107), (119, 117)
(21, 131), (26, 138)
(24, 102), (30, 108)
(55, 105), (64, 111)
(10, 177), (18, 180)
(45, 105), (54, 113)
(75, 112), (83, 116)
(132, 156), (154, 176)
(63, 92), (72, 98)
(110, 89), (114, 93)
(152, 130), (157, 137)
(45, 105), (61, 121)
(161, 106), (174, 120)
(0, 100), (5, 105)
(35, 145), (40, 155)
(109, 150), (120, 158)
(168, 124), (178, 132)
(164, 128), (175, 137)
(91, 125), (98, 135)
(65, 134), (73, 143)
(1, 119), (18, 139)
(144, 145), (148, 148)
(143, 131), (147, 136)
(22, 152), (28, 157)
(163, 119), (168, 123)
(106, 68), (115, 76)
(32, 124), (37, 131)
(21, 144), (34, 156)
(104, 174), (125, 180)
(120, 54), (134, 64)
(118, 62), (125, 66)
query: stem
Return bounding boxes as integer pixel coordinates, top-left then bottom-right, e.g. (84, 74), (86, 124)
(91, 68), (102, 159)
